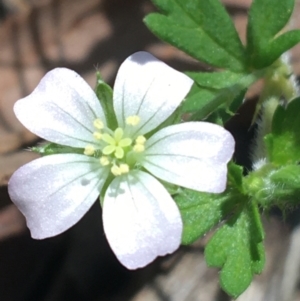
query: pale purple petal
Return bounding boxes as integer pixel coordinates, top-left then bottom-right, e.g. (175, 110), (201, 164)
(143, 122), (235, 193)
(103, 170), (182, 269)
(14, 68), (105, 148)
(113, 51), (193, 137)
(8, 154), (109, 238)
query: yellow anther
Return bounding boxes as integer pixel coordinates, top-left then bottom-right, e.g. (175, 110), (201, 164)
(111, 164), (130, 176)
(100, 156), (110, 166)
(93, 131), (102, 140)
(126, 115), (140, 126)
(84, 145), (95, 156)
(136, 135), (146, 145)
(119, 164), (130, 174)
(133, 144), (145, 153)
(111, 165), (122, 176)
(93, 119), (104, 130)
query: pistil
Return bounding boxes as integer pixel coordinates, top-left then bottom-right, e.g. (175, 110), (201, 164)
(84, 116), (145, 176)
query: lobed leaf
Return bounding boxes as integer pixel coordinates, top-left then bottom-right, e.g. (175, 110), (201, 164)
(205, 202), (265, 298)
(176, 161), (265, 297)
(145, 0), (247, 71)
(247, 0), (300, 68)
(175, 163), (243, 244)
(175, 188), (236, 245)
(186, 70), (245, 89)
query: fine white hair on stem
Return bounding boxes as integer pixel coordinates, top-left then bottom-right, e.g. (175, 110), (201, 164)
(250, 97), (279, 170)
(281, 52), (300, 96)
(251, 50), (300, 171)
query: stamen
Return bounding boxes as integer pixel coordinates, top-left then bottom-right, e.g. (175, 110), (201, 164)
(119, 164), (130, 174)
(111, 164), (130, 176)
(136, 135), (146, 145)
(84, 145), (95, 156)
(100, 156), (110, 166)
(93, 119), (104, 130)
(133, 144), (145, 153)
(126, 115), (140, 126)
(111, 165), (122, 176)
(93, 131), (102, 140)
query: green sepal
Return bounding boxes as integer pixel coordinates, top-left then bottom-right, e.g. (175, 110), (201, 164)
(205, 88), (246, 124)
(95, 72), (117, 129)
(184, 71), (262, 121)
(267, 165), (300, 206)
(265, 96), (300, 165)
(144, 0), (247, 71)
(175, 162), (243, 245)
(205, 201), (265, 298)
(246, 164), (300, 207)
(181, 84), (216, 114)
(270, 165), (300, 195)
(246, 0), (300, 68)
(227, 161), (244, 192)
(31, 143), (84, 156)
(145, 106), (182, 138)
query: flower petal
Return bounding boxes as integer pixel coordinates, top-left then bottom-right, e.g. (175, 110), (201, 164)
(14, 68), (105, 148)
(8, 154), (109, 238)
(103, 170), (182, 269)
(113, 52), (193, 136)
(143, 122), (235, 193)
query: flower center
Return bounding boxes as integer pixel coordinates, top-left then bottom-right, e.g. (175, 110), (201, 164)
(83, 115), (146, 176)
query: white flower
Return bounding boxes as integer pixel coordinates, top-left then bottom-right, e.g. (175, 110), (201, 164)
(8, 52), (235, 269)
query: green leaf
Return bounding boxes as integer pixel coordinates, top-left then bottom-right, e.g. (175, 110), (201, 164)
(187, 70), (245, 89)
(175, 189), (235, 245)
(145, 0), (247, 71)
(265, 97), (300, 165)
(248, 0), (294, 41)
(247, 0), (300, 68)
(175, 162), (243, 244)
(175, 162), (264, 297)
(205, 202), (265, 298)
(268, 30), (300, 67)
(95, 72), (117, 129)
